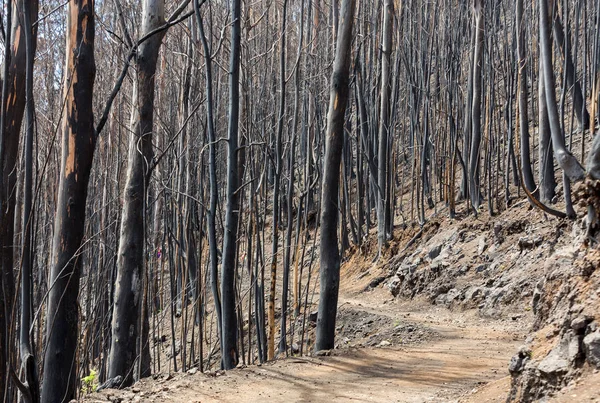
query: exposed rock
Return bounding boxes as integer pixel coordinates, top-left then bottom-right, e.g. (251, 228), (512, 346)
(464, 286), (483, 305)
(477, 236), (488, 255)
(570, 316), (588, 332)
(509, 346), (531, 375)
(493, 223), (504, 244)
(386, 276), (401, 297)
(368, 276), (386, 289)
(518, 236), (543, 251)
(428, 244), (442, 260)
(583, 331), (600, 368)
(537, 351), (569, 376)
(291, 343), (300, 354)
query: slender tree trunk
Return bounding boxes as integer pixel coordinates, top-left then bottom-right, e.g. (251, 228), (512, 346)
(376, 0), (393, 255)
(108, 0), (165, 385)
(41, 0), (96, 400)
(1, 3), (38, 395)
(280, 0), (302, 354)
(539, 0), (584, 182)
(194, 0), (222, 348)
(553, 11), (590, 129)
(516, 0), (537, 197)
(315, 0), (356, 352)
(538, 56), (557, 203)
(469, 0), (484, 210)
(220, 0), (242, 370)
(18, 0), (40, 400)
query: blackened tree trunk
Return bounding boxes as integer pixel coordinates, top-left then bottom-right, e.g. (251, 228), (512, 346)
(516, 0), (537, 197)
(108, 0), (165, 386)
(269, 0), (288, 360)
(41, 0), (96, 400)
(376, 0), (393, 255)
(1, 3), (38, 395)
(194, 0), (222, 346)
(315, 0), (356, 352)
(19, 0), (40, 400)
(220, 0), (242, 370)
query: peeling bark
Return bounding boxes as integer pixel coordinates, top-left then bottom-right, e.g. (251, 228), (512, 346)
(41, 0), (96, 401)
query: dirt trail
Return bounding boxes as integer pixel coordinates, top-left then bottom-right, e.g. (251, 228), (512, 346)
(90, 288), (524, 403)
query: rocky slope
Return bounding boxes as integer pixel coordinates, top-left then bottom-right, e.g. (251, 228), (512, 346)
(369, 202), (600, 401)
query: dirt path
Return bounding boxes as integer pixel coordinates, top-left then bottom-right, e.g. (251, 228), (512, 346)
(90, 289), (524, 403)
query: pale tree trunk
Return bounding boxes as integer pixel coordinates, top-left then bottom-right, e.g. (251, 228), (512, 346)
(41, 0), (96, 400)
(538, 56), (557, 203)
(553, 11), (590, 129)
(108, 0), (165, 386)
(315, 0), (356, 352)
(469, 0), (484, 210)
(539, 0), (584, 183)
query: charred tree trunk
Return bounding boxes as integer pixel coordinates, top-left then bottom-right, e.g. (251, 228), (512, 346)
(269, 0), (288, 360)
(516, 0), (537, 197)
(194, 0), (222, 345)
(108, 0), (165, 386)
(315, 0), (356, 352)
(376, 0), (393, 255)
(18, 0), (40, 400)
(41, 0), (96, 400)
(220, 0), (242, 370)
(1, 3), (38, 395)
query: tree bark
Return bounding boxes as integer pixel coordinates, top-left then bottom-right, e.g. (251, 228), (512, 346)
(194, 0), (222, 348)
(220, 0), (242, 370)
(0, 3), (38, 395)
(538, 56), (557, 203)
(108, 0), (165, 386)
(376, 0), (393, 255)
(553, 12), (590, 129)
(469, 0), (484, 210)
(315, 0), (356, 352)
(19, 0), (40, 400)
(41, 0), (96, 400)
(516, 0), (537, 198)
(539, 0), (584, 182)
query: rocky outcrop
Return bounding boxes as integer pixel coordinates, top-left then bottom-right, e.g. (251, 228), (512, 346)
(506, 242), (600, 402)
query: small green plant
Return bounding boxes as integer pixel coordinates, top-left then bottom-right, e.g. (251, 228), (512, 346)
(81, 369), (98, 394)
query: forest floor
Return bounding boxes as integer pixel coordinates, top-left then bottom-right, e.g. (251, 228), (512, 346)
(87, 286), (526, 402)
(86, 194), (600, 402)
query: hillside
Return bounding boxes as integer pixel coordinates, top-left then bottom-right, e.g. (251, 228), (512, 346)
(85, 200), (600, 402)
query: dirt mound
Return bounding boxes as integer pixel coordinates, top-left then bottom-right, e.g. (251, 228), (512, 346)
(335, 305), (438, 348)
